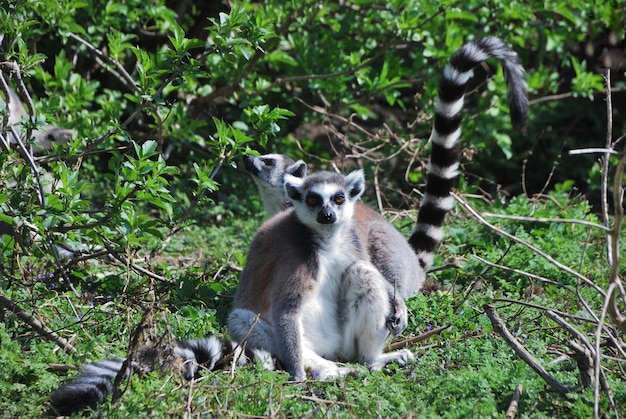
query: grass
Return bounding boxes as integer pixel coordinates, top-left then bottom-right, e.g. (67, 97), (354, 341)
(1, 189), (624, 418)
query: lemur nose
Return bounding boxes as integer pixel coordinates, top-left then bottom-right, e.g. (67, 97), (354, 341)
(317, 210), (336, 224)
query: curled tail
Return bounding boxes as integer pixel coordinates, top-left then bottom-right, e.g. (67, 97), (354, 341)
(49, 336), (274, 416)
(408, 37), (528, 268)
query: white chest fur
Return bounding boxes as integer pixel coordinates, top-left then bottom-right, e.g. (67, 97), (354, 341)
(299, 230), (356, 358)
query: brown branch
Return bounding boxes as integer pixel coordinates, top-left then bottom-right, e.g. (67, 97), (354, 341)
(544, 310), (612, 397)
(100, 239), (174, 286)
(387, 324), (450, 351)
(484, 304), (570, 395)
(601, 69), (614, 265)
(505, 384), (523, 419)
(0, 291), (76, 353)
(67, 32), (140, 94)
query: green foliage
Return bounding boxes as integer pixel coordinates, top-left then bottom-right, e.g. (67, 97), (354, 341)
(1, 0), (624, 417)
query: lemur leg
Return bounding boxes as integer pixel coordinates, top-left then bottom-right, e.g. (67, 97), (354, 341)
(339, 261), (415, 369)
(228, 308), (277, 354)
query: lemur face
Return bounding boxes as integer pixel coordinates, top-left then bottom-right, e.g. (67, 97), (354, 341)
(243, 154), (306, 189)
(285, 170), (364, 230)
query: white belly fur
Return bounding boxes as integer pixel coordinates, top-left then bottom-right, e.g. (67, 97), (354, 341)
(299, 236), (354, 360)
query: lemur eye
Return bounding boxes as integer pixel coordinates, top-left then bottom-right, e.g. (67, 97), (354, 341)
(334, 194), (345, 205)
(306, 194), (319, 206)
(261, 158), (275, 167)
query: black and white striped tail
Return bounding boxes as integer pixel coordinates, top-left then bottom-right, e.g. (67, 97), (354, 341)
(48, 336), (274, 416)
(408, 37), (528, 268)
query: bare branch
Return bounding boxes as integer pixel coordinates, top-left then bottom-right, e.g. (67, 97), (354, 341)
(505, 384), (523, 419)
(484, 304), (570, 395)
(387, 324), (450, 351)
(0, 291), (77, 354)
(481, 213), (611, 232)
(455, 194), (605, 304)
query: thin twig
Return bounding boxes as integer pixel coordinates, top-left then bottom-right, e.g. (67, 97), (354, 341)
(67, 32), (140, 94)
(100, 239), (174, 285)
(601, 69), (613, 266)
(545, 310), (613, 408)
(481, 212), (611, 232)
(0, 291), (77, 353)
(568, 148), (620, 155)
(456, 194), (605, 307)
(472, 254), (578, 294)
(484, 304), (570, 395)
(387, 324), (450, 351)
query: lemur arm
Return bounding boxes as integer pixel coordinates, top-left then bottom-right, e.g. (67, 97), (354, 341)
(272, 295), (306, 381)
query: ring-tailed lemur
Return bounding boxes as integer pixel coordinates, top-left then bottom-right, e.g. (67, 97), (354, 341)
(48, 36), (528, 414)
(229, 169), (414, 381)
(243, 153), (307, 215)
(244, 153), (426, 300)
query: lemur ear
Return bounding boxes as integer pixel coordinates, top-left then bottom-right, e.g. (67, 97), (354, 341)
(345, 170), (365, 200)
(287, 160), (307, 178)
(285, 174), (304, 202)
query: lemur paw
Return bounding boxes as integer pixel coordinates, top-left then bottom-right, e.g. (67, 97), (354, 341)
(310, 365), (354, 381)
(370, 349), (416, 371)
(393, 349), (416, 366)
(386, 297), (408, 336)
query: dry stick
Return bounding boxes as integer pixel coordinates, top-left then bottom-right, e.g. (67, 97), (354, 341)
(483, 304), (570, 395)
(545, 310), (611, 394)
(569, 148), (620, 156)
(607, 153), (626, 334)
(184, 376), (195, 419)
(493, 298), (597, 325)
(455, 193), (604, 315)
(100, 239), (174, 285)
(481, 213), (611, 232)
(387, 324), (450, 351)
(0, 292), (77, 353)
(505, 384), (523, 419)
(472, 254), (578, 295)
(601, 69), (614, 266)
(373, 166), (385, 215)
(595, 69), (626, 419)
(67, 32), (139, 94)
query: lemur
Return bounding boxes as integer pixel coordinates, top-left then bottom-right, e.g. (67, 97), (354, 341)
(229, 169), (414, 381)
(243, 153), (307, 216)
(48, 37), (528, 414)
